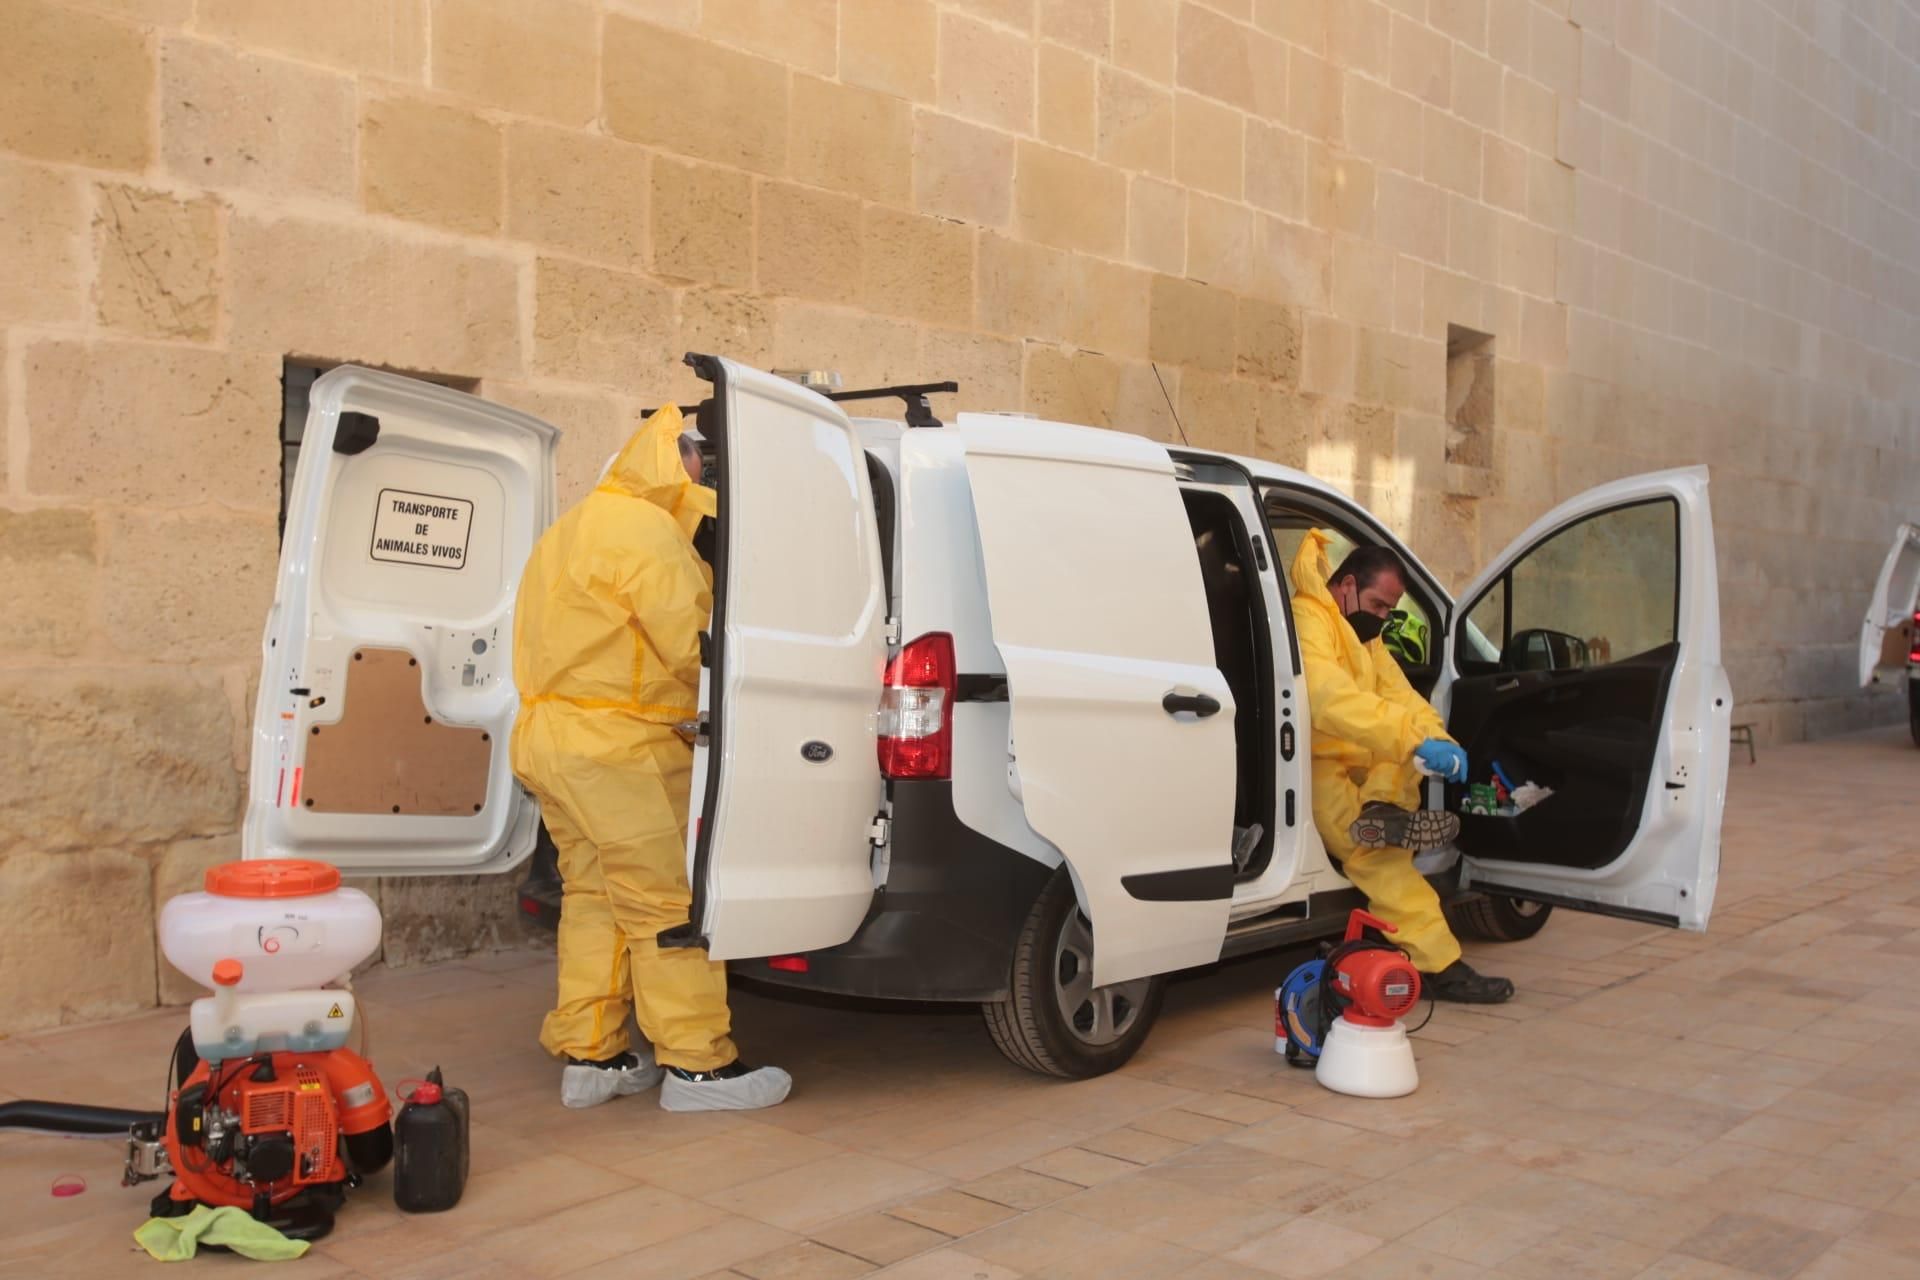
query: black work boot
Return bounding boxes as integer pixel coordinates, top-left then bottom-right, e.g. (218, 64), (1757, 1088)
(1424, 960), (1515, 1004)
(1349, 801), (1460, 852)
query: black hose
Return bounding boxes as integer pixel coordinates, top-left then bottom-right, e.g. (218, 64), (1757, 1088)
(0, 1100), (166, 1136)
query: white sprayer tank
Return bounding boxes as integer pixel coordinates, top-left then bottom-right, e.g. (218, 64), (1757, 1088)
(159, 859), (382, 1060)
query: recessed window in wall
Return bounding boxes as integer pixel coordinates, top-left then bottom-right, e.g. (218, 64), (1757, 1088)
(279, 360), (478, 541)
(1445, 325), (1496, 483)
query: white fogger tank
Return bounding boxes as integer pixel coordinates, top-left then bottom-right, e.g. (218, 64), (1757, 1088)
(158, 859), (381, 1062)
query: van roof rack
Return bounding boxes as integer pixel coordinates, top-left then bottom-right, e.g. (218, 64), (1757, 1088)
(644, 380), (960, 430)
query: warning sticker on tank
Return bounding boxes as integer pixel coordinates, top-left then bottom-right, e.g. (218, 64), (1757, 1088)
(370, 488), (473, 570)
(327, 1003), (345, 1019)
(341, 1083), (375, 1109)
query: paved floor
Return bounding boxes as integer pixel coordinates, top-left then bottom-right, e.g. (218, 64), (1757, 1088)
(5, 729), (1920, 1279)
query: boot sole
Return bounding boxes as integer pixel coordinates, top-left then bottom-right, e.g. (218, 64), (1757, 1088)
(1349, 808), (1461, 852)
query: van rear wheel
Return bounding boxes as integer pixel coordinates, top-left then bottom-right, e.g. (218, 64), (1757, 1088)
(982, 869), (1165, 1079)
(1446, 892), (1553, 942)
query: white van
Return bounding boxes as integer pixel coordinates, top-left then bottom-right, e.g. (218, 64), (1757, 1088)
(1860, 521), (1920, 745)
(250, 359), (1733, 1078)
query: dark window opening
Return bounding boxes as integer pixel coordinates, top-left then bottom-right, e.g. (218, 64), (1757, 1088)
(1445, 325), (1496, 498)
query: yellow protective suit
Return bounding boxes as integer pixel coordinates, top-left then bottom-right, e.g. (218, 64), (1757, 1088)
(510, 405), (737, 1072)
(1291, 529), (1463, 973)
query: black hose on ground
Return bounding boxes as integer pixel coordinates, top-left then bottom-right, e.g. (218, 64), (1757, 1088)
(0, 1100), (166, 1136)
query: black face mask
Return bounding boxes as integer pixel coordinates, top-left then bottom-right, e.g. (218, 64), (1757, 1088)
(1347, 610), (1386, 644)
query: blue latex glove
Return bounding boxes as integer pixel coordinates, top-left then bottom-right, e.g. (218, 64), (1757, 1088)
(1414, 738), (1468, 783)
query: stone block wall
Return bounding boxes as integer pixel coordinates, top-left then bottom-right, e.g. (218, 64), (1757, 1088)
(3, 0), (1916, 1030)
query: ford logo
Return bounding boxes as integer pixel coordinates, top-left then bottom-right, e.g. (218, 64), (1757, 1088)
(801, 741), (833, 763)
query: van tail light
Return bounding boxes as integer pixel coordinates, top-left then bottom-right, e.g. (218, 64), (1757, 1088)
(767, 955), (809, 973)
(878, 632), (955, 780)
(1910, 610), (1920, 663)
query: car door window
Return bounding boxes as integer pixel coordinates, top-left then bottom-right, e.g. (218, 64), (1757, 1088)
(1460, 499), (1679, 674)
(1268, 510), (1439, 682)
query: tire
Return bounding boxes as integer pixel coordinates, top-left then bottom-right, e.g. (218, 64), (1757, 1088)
(1446, 893), (1554, 943)
(1908, 682), (1920, 747)
(982, 869), (1165, 1079)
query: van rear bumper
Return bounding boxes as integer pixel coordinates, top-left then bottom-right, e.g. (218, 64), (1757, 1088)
(729, 780), (1052, 1004)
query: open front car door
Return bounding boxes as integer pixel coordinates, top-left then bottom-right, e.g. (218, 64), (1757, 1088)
(1860, 522), (1920, 688)
(1443, 468), (1731, 929)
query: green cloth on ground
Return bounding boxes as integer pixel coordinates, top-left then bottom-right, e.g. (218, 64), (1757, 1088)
(133, 1205), (310, 1262)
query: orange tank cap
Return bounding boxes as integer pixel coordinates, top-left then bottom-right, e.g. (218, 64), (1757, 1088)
(211, 959), (243, 987)
(205, 859), (342, 899)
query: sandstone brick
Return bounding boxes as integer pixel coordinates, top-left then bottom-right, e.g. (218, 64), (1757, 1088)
(940, 12), (1034, 134)
(1129, 176), (1188, 275)
(1039, 44), (1098, 154)
(1495, 357), (1546, 432)
(101, 510), (276, 663)
(197, 0), (425, 78)
(1344, 74), (1424, 176)
(1114, 360), (1186, 441)
(1256, 0), (1325, 53)
(1352, 328), (1421, 410)
(161, 38), (354, 200)
(1070, 256), (1152, 358)
(1581, 28), (1632, 119)
(702, 0), (838, 75)
(93, 185), (221, 341)
(0, 510), (95, 658)
(862, 206), (973, 328)
(1390, 13), (1452, 109)
(1178, 2), (1267, 115)
(757, 181), (863, 305)
(1098, 68), (1174, 176)
(0, 159), (85, 325)
(1149, 274), (1236, 371)
(1498, 215), (1558, 298)
(1301, 313), (1358, 395)
(1453, 43), (1505, 132)
(432, 0), (596, 124)
(1484, 136), (1529, 215)
(0, 850), (157, 1031)
(793, 76), (914, 206)
(1531, 4), (1580, 96)
(24, 340), (278, 508)
(1431, 0), (1489, 48)
(1424, 108), (1484, 198)
(1114, 0), (1178, 82)
(0, 668), (241, 852)
(1187, 194), (1255, 293)
(1023, 344), (1118, 427)
(607, 0), (700, 21)
(1488, 0), (1531, 70)
(1328, 0), (1392, 79)
(773, 302), (923, 387)
(1307, 143), (1375, 237)
(228, 214), (523, 378)
(651, 158), (754, 288)
(1042, 0), (1113, 57)
(950, 0), (1037, 28)
(918, 328), (1024, 413)
(1254, 385), (1317, 464)
(1375, 170), (1448, 264)
(1, 0), (152, 170)
(487, 382), (633, 505)
(1521, 295), (1569, 365)
(1245, 121), (1307, 219)
(1505, 71), (1559, 154)
(1178, 368), (1258, 454)
(1288, 47), (1343, 139)
(1015, 143), (1127, 256)
(977, 234), (1073, 341)
(361, 94), (503, 234)
(533, 258), (675, 384)
(913, 112), (1016, 227)
(843, 0), (936, 101)
(1175, 93), (1245, 199)
(605, 18), (787, 173)
(1236, 296), (1303, 384)
(1333, 236), (1398, 329)
(505, 124), (650, 271)
(153, 835), (242, 1005)
(1255, 215), (1332, 309)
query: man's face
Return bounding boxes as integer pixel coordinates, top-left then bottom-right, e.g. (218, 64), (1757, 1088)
(1337, 569), (1402, 619)
(678, 437), (703, 484)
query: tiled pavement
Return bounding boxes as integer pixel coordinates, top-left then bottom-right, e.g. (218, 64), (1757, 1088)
(5, 728), (1920, 1278)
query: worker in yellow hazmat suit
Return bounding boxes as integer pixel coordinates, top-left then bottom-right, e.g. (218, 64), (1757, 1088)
(1291, 530), (1515, 1004)
(511, 405), (792, 1110)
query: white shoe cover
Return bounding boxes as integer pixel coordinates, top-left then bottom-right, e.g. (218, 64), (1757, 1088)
(559, 1049), (665, 1110)
(659, 1064), (793, 1112)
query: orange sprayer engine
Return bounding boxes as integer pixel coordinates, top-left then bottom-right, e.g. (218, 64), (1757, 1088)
(1326, 910), (1423, 1028)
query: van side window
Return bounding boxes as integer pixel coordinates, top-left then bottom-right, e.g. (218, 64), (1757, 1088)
(1459, 499), (1679, 674)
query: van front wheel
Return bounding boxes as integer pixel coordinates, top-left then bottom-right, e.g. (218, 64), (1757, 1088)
(982, 869), (1165, 1079)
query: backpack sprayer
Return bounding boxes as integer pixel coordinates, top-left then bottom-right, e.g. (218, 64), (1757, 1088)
(1276, 909), (1429, 1098)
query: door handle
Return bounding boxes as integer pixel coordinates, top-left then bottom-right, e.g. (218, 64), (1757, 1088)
(1162, 690), (1223, 717)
